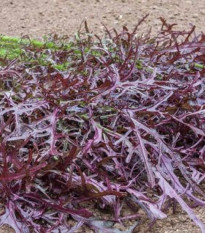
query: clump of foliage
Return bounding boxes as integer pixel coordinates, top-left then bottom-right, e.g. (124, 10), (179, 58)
(0, 17), (205, 233)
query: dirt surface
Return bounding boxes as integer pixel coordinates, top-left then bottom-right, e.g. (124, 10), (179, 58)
(0, 0), (205, 39)
(0, 0), (205, 232)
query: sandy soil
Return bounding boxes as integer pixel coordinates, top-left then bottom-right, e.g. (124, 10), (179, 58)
(0, 0), (205, 232)
(0, 0), (205, 39)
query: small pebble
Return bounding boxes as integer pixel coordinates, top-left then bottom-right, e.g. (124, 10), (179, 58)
(192, 13), (199, 18)
(200, 9), (205, 14)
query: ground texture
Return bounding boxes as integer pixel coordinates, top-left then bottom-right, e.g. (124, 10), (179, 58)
(0, 0), (205, 232)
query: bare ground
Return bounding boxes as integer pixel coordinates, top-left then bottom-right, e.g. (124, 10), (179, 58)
(0, 0), (205, 38)
(0, 0), (205, 232)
